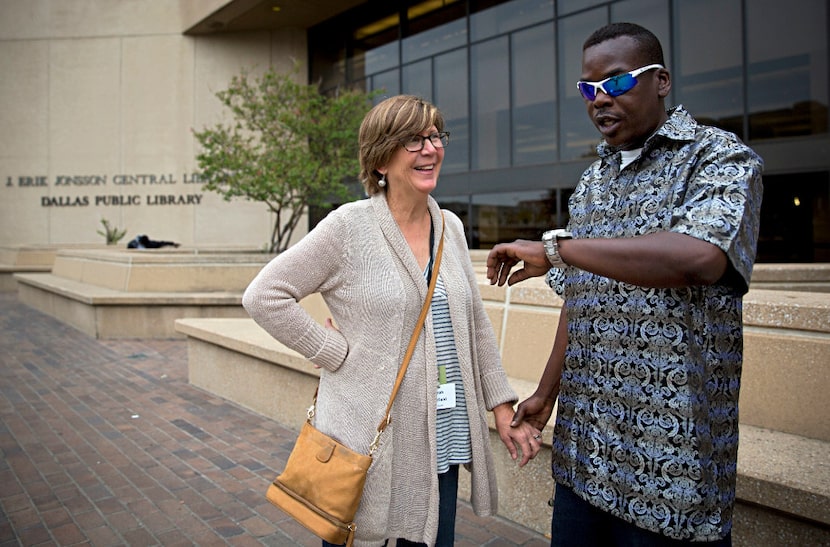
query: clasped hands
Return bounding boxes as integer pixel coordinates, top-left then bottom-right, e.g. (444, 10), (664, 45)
(494, 393), (557, 467)
(492, 402), (543, 468)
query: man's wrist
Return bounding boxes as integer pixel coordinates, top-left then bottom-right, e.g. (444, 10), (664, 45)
(542, 229), (573, 268)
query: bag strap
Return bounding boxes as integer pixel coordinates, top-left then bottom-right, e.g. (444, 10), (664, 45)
(368, 212), (445, 454)
(306, 213), (445, 456)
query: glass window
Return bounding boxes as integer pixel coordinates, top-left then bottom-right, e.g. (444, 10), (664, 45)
(371, 69), (400, 97)
(611, 0), (671, 75)
(402, 59), (433, 102)
(559, 9), (607, 161)
(512, 24), (557, 165)
(361, 40), (400, 77)
(307, 0), (830, 263)
(435, 49), (470, 173)
(470, 0), (554, 41)
(436, 194), (474, 244)
(406, 0), (467, 36)
(471, 37), (511, 170)
(402, 18), (467, 64)
(559, 0), (607, 16)
(472, 189), (568, 248)
(351, 13), (401, 81)
(673, 0), (743, 138)
(309, 30), (347, 90)
(757, 172), (830, 262)
(747, 0), (828, 139)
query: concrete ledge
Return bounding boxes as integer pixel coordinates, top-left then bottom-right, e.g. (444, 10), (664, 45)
(734, 426), (830, 545)
(744, 288), (830, 333)
(175, 317), (830, 542)
(16, 273), (247, 339)
(15, 272), (242, 304)
(0, 265), (50, 291)
(737, 425), (830, 527)
(0, 243), (265, 292)
(0, 243), (110, 267)
(12, 247), (271, 338)
(750, 263), (830, 292)
(0, 244), (102, 292)
(50, 248), (270, 292)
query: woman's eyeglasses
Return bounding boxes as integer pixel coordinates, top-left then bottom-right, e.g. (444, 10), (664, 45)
(576, 64), (663, 101)
(401, 132), (450, 152)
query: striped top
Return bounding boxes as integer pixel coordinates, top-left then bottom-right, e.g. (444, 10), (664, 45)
(430, 271), (472, 473)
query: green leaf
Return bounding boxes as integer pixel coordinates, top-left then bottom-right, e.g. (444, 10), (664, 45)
(192, 62), (379, 252)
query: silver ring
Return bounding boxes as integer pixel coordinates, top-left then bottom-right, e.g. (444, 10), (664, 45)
(533, 434), (542, 440)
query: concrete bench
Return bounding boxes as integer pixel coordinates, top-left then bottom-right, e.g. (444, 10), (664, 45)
(14, 247), (269, 338)
(175, 314), (830, 544)
(735, 425), (830, 544)
(749, 263), (830, 293)
(16, 272), (248, 339)
(0, 244), (99, 291)
(0, 264), (50, 291)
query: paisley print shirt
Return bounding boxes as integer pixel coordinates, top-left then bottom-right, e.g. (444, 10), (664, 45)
(549, 106), (763, 541)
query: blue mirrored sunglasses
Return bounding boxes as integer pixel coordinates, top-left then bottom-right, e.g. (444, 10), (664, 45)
(576, 64), (664, 101)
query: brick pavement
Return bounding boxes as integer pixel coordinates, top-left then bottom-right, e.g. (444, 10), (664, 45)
(0, 293), (551, 546)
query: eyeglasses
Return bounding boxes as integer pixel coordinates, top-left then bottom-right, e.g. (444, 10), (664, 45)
(401, 132), (450, 152)
(576, 64), (664, 101)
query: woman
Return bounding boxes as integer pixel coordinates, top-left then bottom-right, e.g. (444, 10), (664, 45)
(243, 95), (541, 546)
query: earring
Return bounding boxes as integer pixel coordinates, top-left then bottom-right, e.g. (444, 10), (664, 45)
(378, 175), (387, 188)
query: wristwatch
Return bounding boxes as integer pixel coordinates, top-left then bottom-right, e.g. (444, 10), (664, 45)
(542, 229), (573, 268)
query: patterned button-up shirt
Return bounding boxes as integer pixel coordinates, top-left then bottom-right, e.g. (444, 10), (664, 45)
(549, 106), (763, 541)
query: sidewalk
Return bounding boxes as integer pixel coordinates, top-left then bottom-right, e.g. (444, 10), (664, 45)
(0, 293), (551, 546)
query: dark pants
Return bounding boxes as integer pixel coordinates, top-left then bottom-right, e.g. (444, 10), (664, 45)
(550, 483), (732, 547)
(324, 465), (459, 547)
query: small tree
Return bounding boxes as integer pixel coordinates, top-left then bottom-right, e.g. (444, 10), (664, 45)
(193, 64), (376, 253)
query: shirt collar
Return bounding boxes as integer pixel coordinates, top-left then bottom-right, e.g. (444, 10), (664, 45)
(597, 105), (697, 160)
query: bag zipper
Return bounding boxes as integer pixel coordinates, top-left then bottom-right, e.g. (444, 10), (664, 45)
(274, 479), (357, 535)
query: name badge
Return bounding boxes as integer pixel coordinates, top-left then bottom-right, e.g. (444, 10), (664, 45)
(437, 382), (456, 409)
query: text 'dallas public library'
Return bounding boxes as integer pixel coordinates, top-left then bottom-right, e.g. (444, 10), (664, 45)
(5, 173), (208, 207)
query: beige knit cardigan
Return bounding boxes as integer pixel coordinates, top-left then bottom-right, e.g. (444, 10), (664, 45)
(242, 194), (518, 546)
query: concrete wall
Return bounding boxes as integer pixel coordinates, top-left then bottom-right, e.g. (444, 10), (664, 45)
(0, 0), (306, 249)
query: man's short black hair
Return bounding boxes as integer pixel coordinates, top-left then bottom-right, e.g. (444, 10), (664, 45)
(583, 22), (665, 67)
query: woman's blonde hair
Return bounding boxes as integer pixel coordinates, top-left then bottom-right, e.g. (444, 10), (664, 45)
(358, 95), (445, 195)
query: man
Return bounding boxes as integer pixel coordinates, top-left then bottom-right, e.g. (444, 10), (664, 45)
(487, 23), (763, 546)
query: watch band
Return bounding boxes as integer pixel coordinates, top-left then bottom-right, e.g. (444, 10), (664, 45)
(542, 229), (572, 268)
